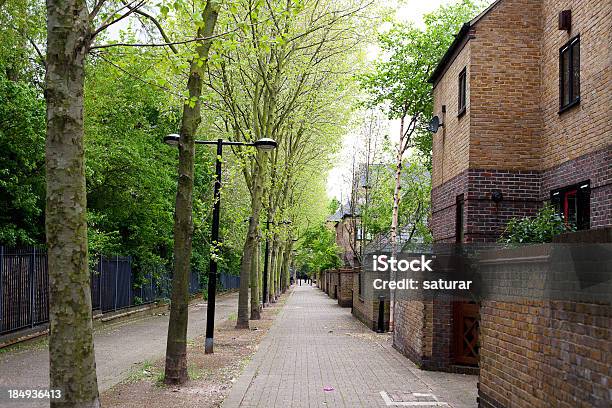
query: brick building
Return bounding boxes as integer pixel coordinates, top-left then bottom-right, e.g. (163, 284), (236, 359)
(429, 0), (611, 243)
(392, 0), (612, 388)
(327, 203), (360, 267)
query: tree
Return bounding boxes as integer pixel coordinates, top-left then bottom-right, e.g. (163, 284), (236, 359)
(43, 0), (226, 399)
(164, 0), (220, 384)
(360, 157), (432, 243)
(0, 75), (45, 245)
(295, 224), (342, 275)
(207, 0), (369, 328)
(359, 0), (482, 328)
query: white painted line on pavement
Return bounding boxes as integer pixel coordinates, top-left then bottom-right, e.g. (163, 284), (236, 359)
(379, 391), (450, 406)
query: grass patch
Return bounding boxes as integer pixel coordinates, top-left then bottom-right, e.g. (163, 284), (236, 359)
(188, 363), (205, 381)
(227, 312), (237, 322)
(0, 337), (48, 355)
(126, 360), (160, 383)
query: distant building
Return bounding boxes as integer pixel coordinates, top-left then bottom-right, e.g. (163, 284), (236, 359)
(327, 202), (360, 268)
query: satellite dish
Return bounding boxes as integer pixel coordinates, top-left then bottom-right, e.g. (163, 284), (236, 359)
(427, 116), (443, 133)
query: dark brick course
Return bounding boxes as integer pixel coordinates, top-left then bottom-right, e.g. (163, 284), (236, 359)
(432, 147), (612, 243)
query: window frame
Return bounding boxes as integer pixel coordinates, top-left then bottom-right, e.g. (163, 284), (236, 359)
(559, 35), (580, 113)
(458, 67), (467, 117)
(550, 180), (590, 230)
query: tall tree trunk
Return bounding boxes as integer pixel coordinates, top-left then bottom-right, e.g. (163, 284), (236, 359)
(164, 0), (219, 384)
(275, 241), (282, 295)
(389, 115), (406, 331)
(280, 240), (291, 292)
(237, 152), (267, 328)
(270, 239), (279, 301)
(46, 1), (99, 406)
(250, 238), (261, 320)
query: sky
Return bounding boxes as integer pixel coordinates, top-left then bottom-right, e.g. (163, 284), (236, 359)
(325, 0), (457, 202)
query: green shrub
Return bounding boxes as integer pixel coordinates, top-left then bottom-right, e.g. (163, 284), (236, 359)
(500, 203), (574, 244)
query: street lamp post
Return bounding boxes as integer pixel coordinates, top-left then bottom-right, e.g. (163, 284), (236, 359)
(164, 134), (277, 354)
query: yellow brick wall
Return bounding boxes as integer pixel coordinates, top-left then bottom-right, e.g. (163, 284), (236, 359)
(540, 0), (612, 170)
(431, 44), (471, 188)
(469, 0), (543, 171)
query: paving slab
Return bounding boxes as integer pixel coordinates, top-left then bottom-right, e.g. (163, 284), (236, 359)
(224, 285), (477, 408)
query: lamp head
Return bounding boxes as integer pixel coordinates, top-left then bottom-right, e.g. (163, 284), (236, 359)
(253, 138), (277, 152)
(164, 134), (180, 146)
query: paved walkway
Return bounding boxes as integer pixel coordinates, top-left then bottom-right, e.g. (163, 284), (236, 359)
(0, 292), (238, 407)
(224, 285), (477, 408)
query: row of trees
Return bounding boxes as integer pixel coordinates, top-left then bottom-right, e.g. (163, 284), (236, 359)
(2, 0), (373, 406)
(283, 0), (486, 287)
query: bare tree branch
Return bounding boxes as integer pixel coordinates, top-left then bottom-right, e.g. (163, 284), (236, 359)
(90, 0), (107, 19)
(91, 0), (145, 39)
(120, 0), (178, 54)
(90, 28), (234, 50)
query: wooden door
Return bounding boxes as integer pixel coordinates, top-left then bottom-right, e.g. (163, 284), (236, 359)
(453, 301), (479, 366)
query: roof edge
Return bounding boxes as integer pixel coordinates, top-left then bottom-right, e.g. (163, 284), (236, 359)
(427, 22), (471, 85)
(427, 0), (503, 86)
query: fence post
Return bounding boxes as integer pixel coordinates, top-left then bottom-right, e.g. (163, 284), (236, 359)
(0, 246), (3, 332)
(29, 247), (35, 327)
(99, 254), (102, 311)
(128, 256), (132, 307)
(114, 255), (118, 311)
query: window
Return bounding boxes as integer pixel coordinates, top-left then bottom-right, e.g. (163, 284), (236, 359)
(559, 36), (580, 112)
(456, 194), (464, 243)
(458, 67), (467, 116)
(551, 181), (590, 230)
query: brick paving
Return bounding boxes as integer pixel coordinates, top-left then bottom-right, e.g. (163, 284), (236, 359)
(224, 284), (477, 408)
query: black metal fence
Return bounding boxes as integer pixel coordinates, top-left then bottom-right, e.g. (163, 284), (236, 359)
(219, 273), (240, 290)
(0, 246), (229, 336)
(0, 247), (48, 334)
(90, 255), (134, 313)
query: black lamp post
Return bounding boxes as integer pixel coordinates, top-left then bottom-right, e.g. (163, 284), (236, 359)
(262, 219), (291, 306)
(164, 134), (277, 354)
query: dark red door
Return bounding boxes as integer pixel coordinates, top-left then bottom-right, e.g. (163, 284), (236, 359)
(453, 302), (479, 366)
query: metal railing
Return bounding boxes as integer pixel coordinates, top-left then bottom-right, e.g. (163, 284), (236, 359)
(219, 272), (240, 291)
(0, 246), (213, 335)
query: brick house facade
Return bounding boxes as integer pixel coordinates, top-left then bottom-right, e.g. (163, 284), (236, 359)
(429, 0), (611, 243)
(327, 203), (360, 267)
(392, 0), (611, 393)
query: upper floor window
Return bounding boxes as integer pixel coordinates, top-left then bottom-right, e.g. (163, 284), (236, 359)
(458, 67), (467, 116)
(559, 36), (580, 112)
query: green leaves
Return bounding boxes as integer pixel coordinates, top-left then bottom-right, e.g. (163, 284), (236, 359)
(500, 203), (574, 244)
(0, 73), (46, 245)
(160, 5), (170, 18)
(358, 0), (483, 160)
(295, 224), (342, 274)
(360, 157), (432, 242)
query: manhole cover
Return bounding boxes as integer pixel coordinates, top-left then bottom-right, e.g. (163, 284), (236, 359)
(379, 391), (449, 406)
